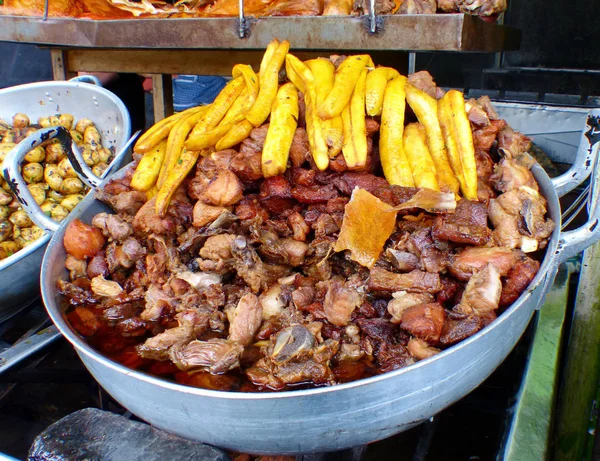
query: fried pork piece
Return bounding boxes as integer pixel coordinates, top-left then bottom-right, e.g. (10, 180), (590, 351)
(407, 337), (441, 361)
(231, 236), (290, 293)
(407, 71), (444, 99)
(228, 293), (263, 346)
(246, 325), (339, 390)
(321, 276), (365, 327)
(456, 263), (502, 316)
(432, 199), (491, 246)
(398, 0), (436, 14)
(437, 0), (506, 16)
(489, 186), (554, 252)
(170, 339), (244, 374)
(136, 321), (194, 361)
(369, 267), (441, 293)
(490, 157), (538, 194)
(92, 213), (133, 242)
(387, 291), (435, 324)
(400, 303), (445, 342)
(449, 247), (522, 281)
(500, 257), (540, 307)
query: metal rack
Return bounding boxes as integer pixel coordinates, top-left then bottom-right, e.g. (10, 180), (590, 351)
(0, 12), (519, 121)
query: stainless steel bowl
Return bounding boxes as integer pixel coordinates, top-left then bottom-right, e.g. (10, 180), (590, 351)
(40, 110), (600, 454)
(0, 76), (131, 323)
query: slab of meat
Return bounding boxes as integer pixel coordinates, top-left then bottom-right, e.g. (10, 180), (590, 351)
(456, 263), (502, 316)
(400, 303), (445, 343)
(432, 199), (491, 246)
(231, 236), (290, 293)
(369, 267), (441, 293)
(170, 339), (244, 374)
(136, 322), (194, 361)
(449, 247), (522, 281)
(228, 293), (263, 346)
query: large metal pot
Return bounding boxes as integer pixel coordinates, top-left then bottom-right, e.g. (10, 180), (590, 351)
(0, 76), (131, 323)
(39, 110), (600, 455)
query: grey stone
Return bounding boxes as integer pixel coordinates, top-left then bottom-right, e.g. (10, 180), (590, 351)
(28, 408), (231, 461)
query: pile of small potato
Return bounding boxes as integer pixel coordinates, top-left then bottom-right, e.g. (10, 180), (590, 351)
(132, 38), (479, 220)
(0, 113), (113, 260)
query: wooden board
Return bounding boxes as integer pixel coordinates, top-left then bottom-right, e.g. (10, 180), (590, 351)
(0, 14), (520, 51)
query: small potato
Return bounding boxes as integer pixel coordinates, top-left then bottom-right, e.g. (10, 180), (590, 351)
(2, 131), (15, 143)
(70, 130), (84, 146)
(98, 147), (112, 164)
(92, 162), (108, 178)
(49, 115), (61, 127)
(9, 209), (33, 228)
(47, 189), (65, 203)
(0, 189), (12, 206)
(0, 143), (16, 163)
(58, 114), (74, 130)
(81, 146), (100, 166)
(12, 113), (30, 128)
(0, 241), (21, 260)
(38, 116), (51, 128)
(28, 184), (47, 205)
(22, 162), (44, 184)
(44, 164), (63, 191)
(11, 225), (20, 240)
(41, 201), (68, 221)
(24, 146), (46, 163)
(18, 225), (45, 246)
(0, 220), (12, 243)
(75, 119), (94, 134)
(60, 177), (84, 195)
(45, 141), (67, 163)
(61, 193), (85, 211)
(0, 206), (10, 220)
(84, 126), (101, 147)
(58, 157), (78, 178)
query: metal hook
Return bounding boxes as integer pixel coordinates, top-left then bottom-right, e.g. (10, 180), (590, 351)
(369, 0), (377, 33)
(237, 0), (249, 38)
(43, 0), (49, 21)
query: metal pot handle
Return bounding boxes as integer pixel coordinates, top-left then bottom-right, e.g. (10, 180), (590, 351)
(555, 150), (600, 265)
(68, 75), (102, 86)
(550, 111), (600, 198)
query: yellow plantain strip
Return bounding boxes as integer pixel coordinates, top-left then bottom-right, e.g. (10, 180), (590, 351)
(379, 76), (414, 187)
(155, 147), (204, 217)
(318, 55), (374, 120)
(160, 106), (209, 188)
(404, 123), (440, 191)
(215, 119), (254, 151)
(365, 67), (400, 117)
(260, 39), (280, 75)
(221, 87), (250, 126)
(190, 77), (244, 137)
(262, 83), (299, 178)
(286, 54), (329, 171)
(306, 58), (343, 157)
(350, 68), (368, 168)
(341, 103), (356, 168)
(448, 90), (478, 200)
(134, 106), (203, 153)
(438, 93), (467, 194)
(131, 140), (167, 192)
(231, 64), (260, 112)
(246, 40), (290, 127)
(405, 83), (459, 193)
(185, 122), (234, 151)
